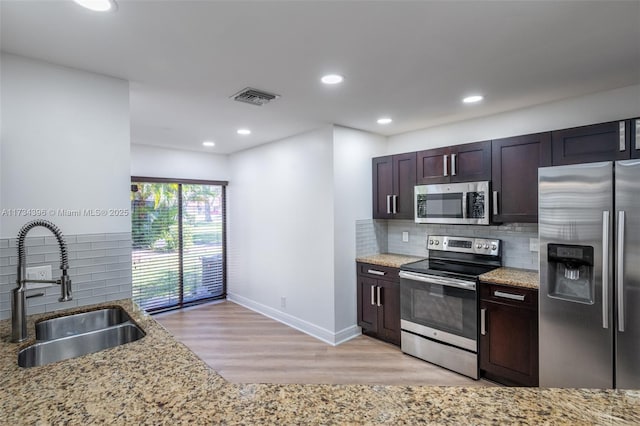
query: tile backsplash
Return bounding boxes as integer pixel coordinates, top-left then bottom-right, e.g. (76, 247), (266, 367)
(0, 232), (132, 320)
(357, 219), (538, 270)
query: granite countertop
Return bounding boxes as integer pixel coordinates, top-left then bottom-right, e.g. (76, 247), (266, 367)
(1, 300), (639, 424)
(356, 253), (424, 268)
(479, 267), (540, 289)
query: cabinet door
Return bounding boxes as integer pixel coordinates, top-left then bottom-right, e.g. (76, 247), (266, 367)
(392, 152), (416, 220)
(480, 300), (538, 386)
(492, 133), (551, 223)
(357, 276), (378, 333)
(377, 280), (401, 346)
(551, 120), (630, 165)
(631, 118), (640, 159)
(416, 147), (450, 184)
(372, 156), (394, 219)
(450, 141), (492, 183)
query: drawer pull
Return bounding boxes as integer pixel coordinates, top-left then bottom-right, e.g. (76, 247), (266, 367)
(494, 290), (525, 301)
(367, 269), (386, 276)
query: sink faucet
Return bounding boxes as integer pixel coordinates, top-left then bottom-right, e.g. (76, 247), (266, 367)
(11, 220), (72, 342)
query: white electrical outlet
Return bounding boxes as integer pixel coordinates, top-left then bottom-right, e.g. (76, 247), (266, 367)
(402, 231), (409, 243)
(281, 296), (286, 309)
(529, 238), (539, 252)
(26, 265), (53, 290)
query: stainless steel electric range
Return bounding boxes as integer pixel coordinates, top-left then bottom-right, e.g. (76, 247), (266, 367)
(399, 235), (501, 379)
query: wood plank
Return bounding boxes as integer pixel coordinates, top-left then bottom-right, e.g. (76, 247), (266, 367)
(156, 300), (494, 386)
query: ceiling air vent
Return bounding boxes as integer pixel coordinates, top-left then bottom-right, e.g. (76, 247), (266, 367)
(231, 87), (280, 106)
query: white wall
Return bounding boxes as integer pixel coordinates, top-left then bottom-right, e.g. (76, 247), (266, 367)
(388, 84), (640, 154)
(130, 144), (230, 181)
(227, 127), (337, 340)
(332, 126), (386, 336)
(0, 53), (131, 238)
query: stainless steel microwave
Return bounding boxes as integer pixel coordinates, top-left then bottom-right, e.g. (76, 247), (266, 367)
(414, 181), (490, 225)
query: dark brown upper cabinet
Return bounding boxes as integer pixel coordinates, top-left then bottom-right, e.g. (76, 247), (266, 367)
(416, 141), (491, 185)
(491, 132), (552, 223)
(372, 152), (416, 220)
(631, 118), (640, 159)
(551, 120), (631, 165)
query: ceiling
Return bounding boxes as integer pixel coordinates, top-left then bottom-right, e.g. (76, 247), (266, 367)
(2, 1), (639, 154)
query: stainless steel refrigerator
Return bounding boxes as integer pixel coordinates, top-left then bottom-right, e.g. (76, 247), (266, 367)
(539, 160), (640, 389)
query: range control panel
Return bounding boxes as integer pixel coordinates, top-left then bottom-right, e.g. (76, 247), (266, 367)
(427, 235), (501, 257)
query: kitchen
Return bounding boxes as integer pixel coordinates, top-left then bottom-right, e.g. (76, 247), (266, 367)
(1, 1), (640, 424)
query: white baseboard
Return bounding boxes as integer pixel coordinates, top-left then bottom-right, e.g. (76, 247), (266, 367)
(227, 292), (361, 346)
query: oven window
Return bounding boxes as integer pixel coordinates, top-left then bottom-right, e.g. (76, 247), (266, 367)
(418, 193), (463, 218)
(413, 286), (464, 333)
(400, 280), (477, 340)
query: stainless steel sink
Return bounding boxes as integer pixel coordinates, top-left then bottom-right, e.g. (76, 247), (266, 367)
(35, 307), (133, 341)
(18, 323), (145, 368)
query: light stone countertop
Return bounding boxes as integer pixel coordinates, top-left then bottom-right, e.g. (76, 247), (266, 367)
(479, 267), (540, 289)
(1, 299), (639, 424)
(356, 253), (424, 268)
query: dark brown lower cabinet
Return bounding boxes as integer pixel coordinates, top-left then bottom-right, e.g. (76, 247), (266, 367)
(356, 262), (401, 346)
(480, 283), (538, 386)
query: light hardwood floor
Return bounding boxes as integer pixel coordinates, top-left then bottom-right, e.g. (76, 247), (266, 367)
(155, 300), (493, 386)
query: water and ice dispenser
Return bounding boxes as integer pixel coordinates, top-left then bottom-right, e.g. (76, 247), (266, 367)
(547, 243), (595, 304)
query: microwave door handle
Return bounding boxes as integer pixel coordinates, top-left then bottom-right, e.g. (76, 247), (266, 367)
(462, 191), (468, 219)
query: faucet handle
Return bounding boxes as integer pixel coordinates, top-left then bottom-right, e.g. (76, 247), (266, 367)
(58, 275), (72, 302)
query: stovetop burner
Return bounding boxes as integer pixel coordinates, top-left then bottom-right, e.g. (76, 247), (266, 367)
(400, 235), (502, 279)
(401, 258), (499, 280)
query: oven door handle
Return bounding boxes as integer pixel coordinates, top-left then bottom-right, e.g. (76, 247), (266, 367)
(399, 271), (476, 291)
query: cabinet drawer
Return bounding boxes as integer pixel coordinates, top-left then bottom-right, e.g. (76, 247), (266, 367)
(357, 263), (400, 282)
(480, 283), (537, 308)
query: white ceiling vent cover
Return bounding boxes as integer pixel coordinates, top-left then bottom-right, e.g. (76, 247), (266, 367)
(231, 87), (280, 106)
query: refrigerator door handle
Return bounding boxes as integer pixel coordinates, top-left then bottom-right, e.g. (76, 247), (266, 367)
(617, 210), (625, 333)
(602, 210), (610, 329)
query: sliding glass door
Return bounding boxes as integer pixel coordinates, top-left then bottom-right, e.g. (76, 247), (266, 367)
(130, 178), (226, 312)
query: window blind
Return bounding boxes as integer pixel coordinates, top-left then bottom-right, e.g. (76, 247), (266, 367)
(131, 179), (226, 312)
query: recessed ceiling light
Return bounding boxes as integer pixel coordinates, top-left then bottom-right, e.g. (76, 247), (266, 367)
(321, 74), (344, 85)
(462, 95), (484, 104)
(377, 117), (393, 125)
(73, 0), (117, 12)
(237, 129), (251, 135)
(202, 141), (215, 147)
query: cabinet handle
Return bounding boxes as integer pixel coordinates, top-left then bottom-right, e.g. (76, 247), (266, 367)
(386, 195), (392, 214)
(367, 269), (386, 276)
(492, 191), (499, 215)
(392, 195), (398, 214)
(481, 308), (486, 335)
(376, 286), (382, 307)
(371, 285), (376, 306)
(494, 291), (525, 301)
(443, 154), (448, 177)
(619, 121), (626, 151)
(635, 119), (640, 150)
(602, 210), (610, 329)
(451, 153), (457, 176)
(617, 210), (625, 333)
